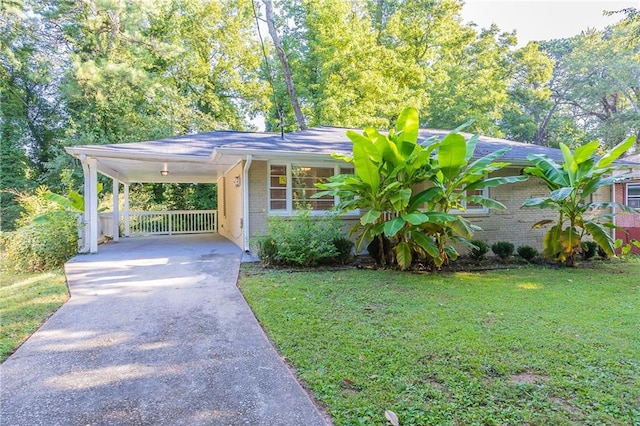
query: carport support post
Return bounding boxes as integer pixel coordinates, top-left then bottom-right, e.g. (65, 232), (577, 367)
(81, 156), (99, 253)
(112, 179), (119, 242)
(88, 158), (98, 253)
(123, 183), (130, 237)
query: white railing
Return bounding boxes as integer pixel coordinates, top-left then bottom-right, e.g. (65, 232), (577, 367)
(99, 210), (217, 238)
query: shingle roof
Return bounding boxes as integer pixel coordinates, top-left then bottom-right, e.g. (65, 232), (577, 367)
(220, 126), (566, 164)
(622, 153), (640, 165)
(66, 126), (567, 164)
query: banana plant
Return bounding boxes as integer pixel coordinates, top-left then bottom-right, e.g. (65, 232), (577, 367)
(33, 183), (104, 223)
(316, 106), (527, 270)
(316, 107), (438, 267)
(521, 136), (637, 266)
(418, 131), (527, 267)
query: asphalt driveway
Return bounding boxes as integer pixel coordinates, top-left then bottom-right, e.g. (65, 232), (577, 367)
(0, 234), (328, 425)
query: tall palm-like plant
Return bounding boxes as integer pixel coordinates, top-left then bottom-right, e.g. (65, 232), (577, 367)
(521, 136), (637, 266)
(316, 107), (526, 269)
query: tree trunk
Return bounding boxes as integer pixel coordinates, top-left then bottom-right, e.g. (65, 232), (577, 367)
(262, 0), (306, 130)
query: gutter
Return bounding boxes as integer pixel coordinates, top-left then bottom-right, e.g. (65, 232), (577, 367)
(65, 146), (210, 164)
(243, 154), (253, 252)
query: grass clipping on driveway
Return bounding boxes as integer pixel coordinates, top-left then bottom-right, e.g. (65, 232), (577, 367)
(240, 260), (640, 425)
(0, 269), (68, 362)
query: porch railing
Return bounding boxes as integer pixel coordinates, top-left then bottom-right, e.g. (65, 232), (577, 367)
(99, 210), (217, 238)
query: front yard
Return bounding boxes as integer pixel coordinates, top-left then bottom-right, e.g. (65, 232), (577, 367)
(240, 260), (640, 425)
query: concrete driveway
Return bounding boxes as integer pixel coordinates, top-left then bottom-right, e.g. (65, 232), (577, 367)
(0, 234), (329, 425)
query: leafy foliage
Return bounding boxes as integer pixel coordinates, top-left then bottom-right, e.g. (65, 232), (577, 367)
(522, 136), (638, 266)
(316, 107), (526, 270)
(516, 245), (538, 262)
(255, 210), (350, 267)
(469, 240), (490, 261)
(491, 241), (515, 260)
(3, 213), (78, 272)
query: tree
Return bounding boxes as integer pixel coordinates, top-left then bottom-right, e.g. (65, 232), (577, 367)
(262, 0), (306, 130)
(1, 0), (67, 228)
(522, 136), (637, 266)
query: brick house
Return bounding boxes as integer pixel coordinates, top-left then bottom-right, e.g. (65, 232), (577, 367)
(65, 127), (623, 254)
(614, 153), (640, 253)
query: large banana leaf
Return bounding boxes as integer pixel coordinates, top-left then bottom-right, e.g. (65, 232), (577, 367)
(464, 175), (527, 191)
(584, 221), (615, 256)
(526, 154), (569, 188)
(395, 242), (412, 270)
(597, 136), (636, 168)
(573, 141), (599, 164)
(395, 107), (420, 158)
(350, 132), (381, 193)
(437, 133), (467, 179)
(465, 195), (506, 210)
(409, 230), (441, 259)
(384, 217), (405, 237)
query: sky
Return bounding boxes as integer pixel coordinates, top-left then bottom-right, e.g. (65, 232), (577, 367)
(461, 0), (639, 46)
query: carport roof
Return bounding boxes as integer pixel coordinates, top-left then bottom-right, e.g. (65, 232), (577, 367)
(65, 126), (569, 184)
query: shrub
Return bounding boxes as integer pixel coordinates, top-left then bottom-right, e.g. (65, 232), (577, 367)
(469, 240), (490, 261)
(491, 241), (514, 261)
(517, 245), (538, 262)
(332, 236), (354, 264)
(582, 241), (598, 260)
(3, 212), (78, 272)
(255, 236), (279, 267)
(256, 210), (350, 267)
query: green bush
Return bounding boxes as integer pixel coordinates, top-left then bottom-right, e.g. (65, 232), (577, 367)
(3, 212), (78, 272)
(469, 240), (490, 261)
(331, 236), (354, 264)
(256, 210), (350, 267)
(517, 245), (539, 262)
(582, 241), (598, 260)
(491, 241), (514, 261)
(255, 235), (279, 267)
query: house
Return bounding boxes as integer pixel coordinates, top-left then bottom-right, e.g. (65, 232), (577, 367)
(65, 127), (618, 254)
(614, 153), (640, 253)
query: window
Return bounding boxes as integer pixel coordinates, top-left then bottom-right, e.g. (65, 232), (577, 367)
(628, 184), (640, 208)
(463, 188), (489, 213)
(450, 188), (489, 214)
(269, 163), (355, 214)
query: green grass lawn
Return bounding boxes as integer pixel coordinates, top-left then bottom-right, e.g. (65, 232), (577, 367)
(0, 267), (69, 362)
(240, 259), (640, 425)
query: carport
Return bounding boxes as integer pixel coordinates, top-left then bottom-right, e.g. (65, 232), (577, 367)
(65, 132), (271, 253)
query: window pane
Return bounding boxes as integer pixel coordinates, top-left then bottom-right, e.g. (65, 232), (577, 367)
(629, 185), (640, 208)
(271, 189), (286, 199)
(341, 167), (354, 175)
(270, 200), (286, 210)
(292, 166), (335, 210)
(270, 165), (286, 175)
(269, 165), (288, 210)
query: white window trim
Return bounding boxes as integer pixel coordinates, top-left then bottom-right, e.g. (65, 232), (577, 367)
(627, 183), (640, 208)
(267, 161), (359, 216)
(450, 187), (490, 215)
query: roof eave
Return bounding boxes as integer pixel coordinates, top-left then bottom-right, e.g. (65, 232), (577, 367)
(64, 146), (211, 164)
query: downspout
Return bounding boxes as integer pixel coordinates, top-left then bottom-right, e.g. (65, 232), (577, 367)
(611, 181), (616, 241)
(243, 154), (253, 252)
